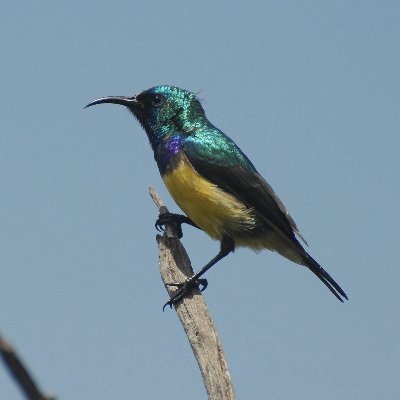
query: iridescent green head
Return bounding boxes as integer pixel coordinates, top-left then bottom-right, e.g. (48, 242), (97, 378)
(85, 85), (206, 146)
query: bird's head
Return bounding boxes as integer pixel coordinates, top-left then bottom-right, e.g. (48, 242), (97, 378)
(85, 85), (206, 144)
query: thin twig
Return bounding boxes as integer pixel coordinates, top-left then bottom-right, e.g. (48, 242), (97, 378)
(0, 332), (55, 400)
(149, 186), (236, 400)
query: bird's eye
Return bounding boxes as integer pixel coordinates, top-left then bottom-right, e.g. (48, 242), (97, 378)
(152, 94), (164, 106)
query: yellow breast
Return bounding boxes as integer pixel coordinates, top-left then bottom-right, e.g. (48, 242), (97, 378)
(162, 153), (256, 240)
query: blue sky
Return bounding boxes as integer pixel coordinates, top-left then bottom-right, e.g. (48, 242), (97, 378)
(1, 1), (399, 399)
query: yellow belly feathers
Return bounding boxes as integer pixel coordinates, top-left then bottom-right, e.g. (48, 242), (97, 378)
(162, 153), (305, 263)
(162, 154), (256, 241)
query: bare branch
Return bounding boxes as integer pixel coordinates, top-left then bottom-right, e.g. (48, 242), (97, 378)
(0, 332), (55, 400)
(149, 187), (236, 400)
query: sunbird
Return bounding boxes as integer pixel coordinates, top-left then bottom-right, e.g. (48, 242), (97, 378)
(85, 85), (348, 309)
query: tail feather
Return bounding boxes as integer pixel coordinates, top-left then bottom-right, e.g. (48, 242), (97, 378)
(305, 253), (348, 302)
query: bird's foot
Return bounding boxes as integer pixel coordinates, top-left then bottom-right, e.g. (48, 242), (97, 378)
(163, 278), (208, 311)
(155, 212), (187, 239)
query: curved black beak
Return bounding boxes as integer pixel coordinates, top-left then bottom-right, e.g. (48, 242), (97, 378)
(84, 96), (139, 109)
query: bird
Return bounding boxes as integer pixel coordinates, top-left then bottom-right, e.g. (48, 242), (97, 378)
(85, 85), (348, 309)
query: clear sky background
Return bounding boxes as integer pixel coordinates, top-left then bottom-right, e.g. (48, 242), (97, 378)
(1, 2), (399, 399)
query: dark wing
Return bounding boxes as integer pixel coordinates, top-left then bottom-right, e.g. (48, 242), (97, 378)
(184, 131), (349, 302)
(183, 132), (307, 247)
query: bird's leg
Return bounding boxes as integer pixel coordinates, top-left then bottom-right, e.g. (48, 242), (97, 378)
(163, 237), (235, 311)
(155, 212), (200, 239)
(166, 278), (208, 290)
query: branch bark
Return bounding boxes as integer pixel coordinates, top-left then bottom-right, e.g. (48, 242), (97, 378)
(0, 332), (54, 400)
(149, 187), (236, 400)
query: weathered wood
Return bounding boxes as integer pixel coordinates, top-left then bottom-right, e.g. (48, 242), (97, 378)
(149, 187), (236, 400)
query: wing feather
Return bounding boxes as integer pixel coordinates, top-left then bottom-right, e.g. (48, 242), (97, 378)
(183, 133), (307, 246)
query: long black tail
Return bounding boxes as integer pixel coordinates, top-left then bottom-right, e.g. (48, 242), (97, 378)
(304, 253), (348, 302)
